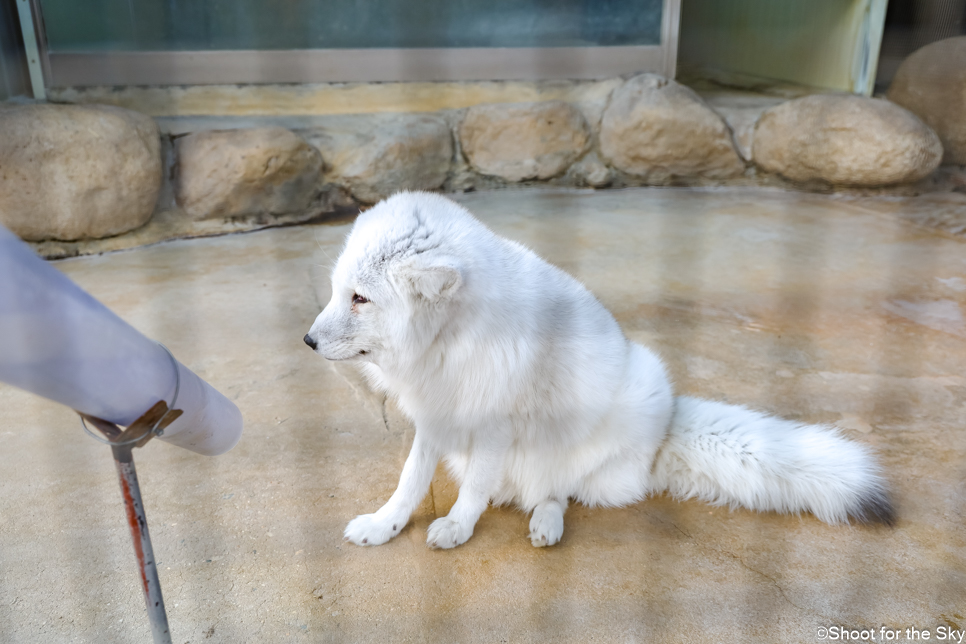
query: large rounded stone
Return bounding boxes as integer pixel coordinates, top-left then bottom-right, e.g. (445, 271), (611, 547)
(599, 74), (744, 182)
(887, 36), (966, 165)
(459, 101), (590, 182)
(308, 115), (453, 204)
(0, 104), (161, 241)
(175, 127), (323, 220)
(753, 95), (943, 186)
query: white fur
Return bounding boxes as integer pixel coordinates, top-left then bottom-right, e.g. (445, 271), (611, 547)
(307, 192), (893, 549)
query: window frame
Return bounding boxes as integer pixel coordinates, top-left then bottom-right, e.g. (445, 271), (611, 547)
(33, 0), (680, 87)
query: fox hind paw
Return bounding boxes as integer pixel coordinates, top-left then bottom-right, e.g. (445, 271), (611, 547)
(528, 502), (565, 547)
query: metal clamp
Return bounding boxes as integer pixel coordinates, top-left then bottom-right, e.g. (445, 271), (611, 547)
(79, 342), (182, 447)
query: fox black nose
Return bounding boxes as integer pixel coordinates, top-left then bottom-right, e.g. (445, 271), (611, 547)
(303, 334), (318, 350)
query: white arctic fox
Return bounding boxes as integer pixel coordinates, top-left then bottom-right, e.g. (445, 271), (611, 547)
(304, 192), (894, 549)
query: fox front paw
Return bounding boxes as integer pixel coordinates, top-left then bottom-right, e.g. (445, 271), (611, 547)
(344, 513), (404, 546)
(426, 516), (474, 549)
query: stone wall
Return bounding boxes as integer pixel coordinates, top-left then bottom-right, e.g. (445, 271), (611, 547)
(2, 64), (964, 257)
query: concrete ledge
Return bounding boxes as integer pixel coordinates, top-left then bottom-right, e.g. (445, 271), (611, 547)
(5, 74), (963, 256)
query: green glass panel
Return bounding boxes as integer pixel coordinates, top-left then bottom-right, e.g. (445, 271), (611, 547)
(1, 0), (31, 98)
(39, 0), (663, 52)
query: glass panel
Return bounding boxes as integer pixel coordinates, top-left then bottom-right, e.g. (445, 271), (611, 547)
(0, 0), (30, 98)
(39, 0), (664, 52)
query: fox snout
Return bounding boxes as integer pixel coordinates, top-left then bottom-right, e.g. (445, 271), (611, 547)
(304, 304), (366, 361)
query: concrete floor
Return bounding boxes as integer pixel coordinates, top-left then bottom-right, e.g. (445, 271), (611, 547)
(1, 187), (964, 643)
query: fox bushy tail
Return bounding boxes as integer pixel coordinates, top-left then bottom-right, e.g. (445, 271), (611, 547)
(651, 397), (895, 525)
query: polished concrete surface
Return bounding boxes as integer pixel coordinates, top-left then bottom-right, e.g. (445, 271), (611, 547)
(1, 187), (964, 643)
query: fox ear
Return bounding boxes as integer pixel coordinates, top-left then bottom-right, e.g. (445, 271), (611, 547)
(393, 255), (463, 302)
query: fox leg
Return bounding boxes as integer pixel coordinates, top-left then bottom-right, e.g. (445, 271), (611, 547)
(344, 432), (438, 546)
(427, 434), (509, 549)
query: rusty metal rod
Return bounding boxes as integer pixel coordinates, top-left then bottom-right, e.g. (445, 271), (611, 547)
(111, 443), (172, 644)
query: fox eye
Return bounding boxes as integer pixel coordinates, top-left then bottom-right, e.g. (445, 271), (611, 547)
(352, 293), (369, 305)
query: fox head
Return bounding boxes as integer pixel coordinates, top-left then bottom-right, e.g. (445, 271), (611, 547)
(304, 193), (466, 366)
